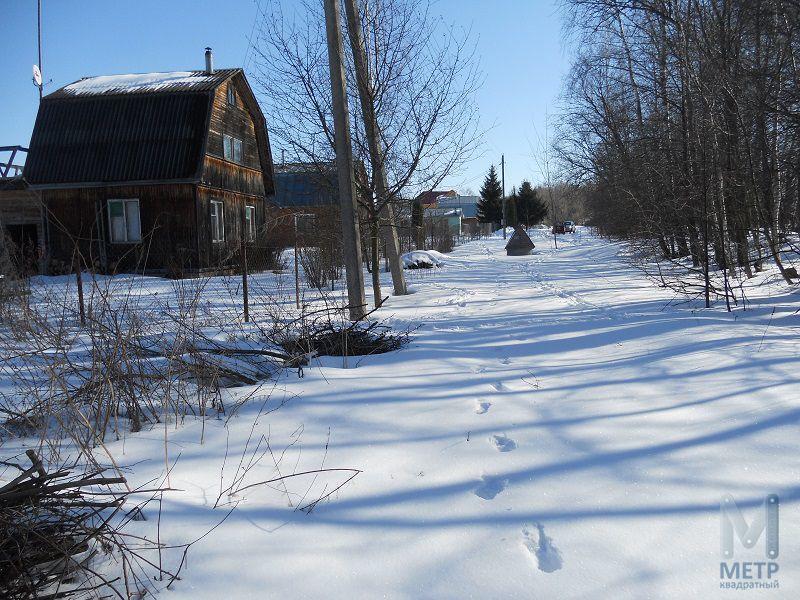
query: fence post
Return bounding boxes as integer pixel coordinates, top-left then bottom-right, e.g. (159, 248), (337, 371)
(241, 208), (249, 323)
(74, 257), (86, 327)
(294, 214), (301, 309)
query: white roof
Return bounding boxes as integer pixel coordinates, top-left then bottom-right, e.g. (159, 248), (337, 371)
(60, 71), (222, 96)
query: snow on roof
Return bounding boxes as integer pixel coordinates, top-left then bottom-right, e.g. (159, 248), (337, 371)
(51, 69), (237, 98)
(425, 207), (462, 217)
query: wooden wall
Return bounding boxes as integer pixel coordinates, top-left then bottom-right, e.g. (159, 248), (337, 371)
(265, 204), (341, 250)
(0, 189), (43, 224)
(0, 188), (46, 274)
(42, 183), (197, 274)
(196, 186), (269, 269)
(195, 74), (274, 271)
(201, 77), (267, 197)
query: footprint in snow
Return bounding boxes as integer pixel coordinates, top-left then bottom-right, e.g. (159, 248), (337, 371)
(522, 523), (563, 573)
(499, 357), (512, 365)
(475, 401), (491, 414)
(491, 381), (508, 392)
(492, 434), (517, 452)
(474, 476), (508, 500)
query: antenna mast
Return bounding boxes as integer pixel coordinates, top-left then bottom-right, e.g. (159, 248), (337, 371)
(37, 0), (43, 101)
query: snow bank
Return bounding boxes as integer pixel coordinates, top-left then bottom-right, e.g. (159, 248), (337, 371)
(401, 250), (444, 269)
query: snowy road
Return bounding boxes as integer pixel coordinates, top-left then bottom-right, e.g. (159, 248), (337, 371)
(123, 229), (800, 599)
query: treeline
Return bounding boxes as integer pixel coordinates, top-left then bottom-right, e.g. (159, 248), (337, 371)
(477, 165), (549, 227)
(558, 0), (800, 290)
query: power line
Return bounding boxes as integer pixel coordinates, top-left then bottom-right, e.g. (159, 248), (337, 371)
(243, 0), (264, 72)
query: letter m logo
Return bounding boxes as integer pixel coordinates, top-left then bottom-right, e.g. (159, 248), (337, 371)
(720, 494), (779, 559)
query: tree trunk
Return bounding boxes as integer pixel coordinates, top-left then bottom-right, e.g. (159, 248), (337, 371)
(379, 202), (407, 296)
(371, 218), (381, 308)
(323, 0), (367, 320)
(343, 0), (407, 297)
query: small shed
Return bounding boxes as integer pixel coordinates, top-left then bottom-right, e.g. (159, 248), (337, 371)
(0, 171), (45, 275)
(505, 225), (535, 256)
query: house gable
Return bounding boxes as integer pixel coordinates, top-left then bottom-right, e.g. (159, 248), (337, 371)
(200, 71), (274, 199)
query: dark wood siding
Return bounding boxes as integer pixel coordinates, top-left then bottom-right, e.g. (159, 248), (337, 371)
(202, 155), (266, 198)
(196, 186), (268, 269)
(0, 187), (46, 274)
(43, 183), (197, 274)
(201, 79), (266, 197)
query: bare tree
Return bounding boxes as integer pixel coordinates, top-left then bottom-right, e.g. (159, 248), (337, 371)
(251, 0), (483, 306)
(556, 0), (800, 307)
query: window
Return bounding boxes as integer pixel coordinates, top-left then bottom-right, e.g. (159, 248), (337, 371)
(107, 199), (141, 243)
(227, 84), (237, 106)
(245, 205), (256, 241)
(223, 134), (243, 164)
(210, 200), (225, 243)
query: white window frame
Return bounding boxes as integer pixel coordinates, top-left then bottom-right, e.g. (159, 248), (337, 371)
(227, 84), (237, 106)
(245, 205), (256, 241)
(107, 198), (142, 243)
(223, 134), (243, 164)
(210, 200), (225, 243)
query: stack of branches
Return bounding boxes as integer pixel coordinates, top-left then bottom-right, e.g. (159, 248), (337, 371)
(0, 449), (143, 599)
(280, 304), (411, 357)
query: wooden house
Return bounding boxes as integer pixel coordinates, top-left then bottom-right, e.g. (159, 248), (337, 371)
(267, 162), (341, 247)
(24, 50), (274, 275)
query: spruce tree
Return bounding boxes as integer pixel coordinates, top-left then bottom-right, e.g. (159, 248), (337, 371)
(505, 186), (518, 227)
(477, 165), (503, 225)
(411, 200), (424, 227)
(516, 180), (548, 226)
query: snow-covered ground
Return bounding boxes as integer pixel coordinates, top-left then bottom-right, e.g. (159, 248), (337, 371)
(10, 228), (800, 598)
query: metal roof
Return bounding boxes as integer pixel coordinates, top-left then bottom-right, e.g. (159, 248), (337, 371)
(415, 189), (456, 206)
(23, 68), (275, 192)
(273, 166), (338, 208)
(436, 195), (479, 218)
(25, 92), (210, 186)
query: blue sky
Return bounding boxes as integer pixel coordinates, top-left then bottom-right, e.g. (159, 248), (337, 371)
(1, 0), (570, 193)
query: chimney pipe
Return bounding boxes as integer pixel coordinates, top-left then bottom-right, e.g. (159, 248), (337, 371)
(204, 47), (214, 75)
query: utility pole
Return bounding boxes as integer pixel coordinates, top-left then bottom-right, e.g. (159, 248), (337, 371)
(501, 154), (506, 239)
(343, 0), (407, 298)
(323, 0), (367, 320)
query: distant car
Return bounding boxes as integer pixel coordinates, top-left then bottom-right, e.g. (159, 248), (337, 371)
(564, 221), (576, 233)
